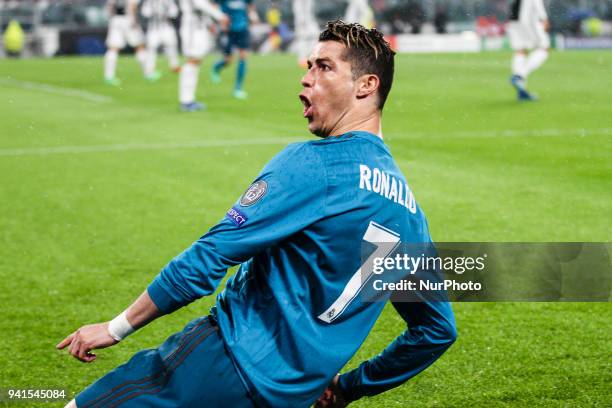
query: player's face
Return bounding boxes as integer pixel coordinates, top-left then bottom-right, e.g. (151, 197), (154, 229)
(299, 41), (358, 137)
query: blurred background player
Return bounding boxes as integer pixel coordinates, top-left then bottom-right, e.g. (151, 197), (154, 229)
(141, 0), (181, 81)
(2, 19), (25, 57)
(263, 2), (282, 53)
(292, 0), (318, 68)
(104, 0), (148, 85)
(178, 0), (227, 112)
(507, 0), (550, 101)
(344, 0), (375, 28)
(211, 0), (259, 100)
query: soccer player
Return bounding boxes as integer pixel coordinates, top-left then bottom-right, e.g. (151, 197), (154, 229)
(177, 0), (227, 112)
(141, 0), (181, 80)
(104, 0), (149, 85)
(344, 0), (375, 29)
(211, 0), (259, 99)
(507, 0), (550, 101)
(58, 20), (457, 408)
(292, 0), (319, 68)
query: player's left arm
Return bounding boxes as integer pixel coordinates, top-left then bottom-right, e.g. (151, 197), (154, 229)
(331, 300), (457, 404)
(193, 0), (228, 28)
(248, 1), (260, 24)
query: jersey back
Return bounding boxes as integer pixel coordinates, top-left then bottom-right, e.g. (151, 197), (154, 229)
(212, 132), (432, 407)
(217, 0), (251, 31)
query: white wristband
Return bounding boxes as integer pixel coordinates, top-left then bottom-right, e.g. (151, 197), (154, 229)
(108, 311), (135, 341)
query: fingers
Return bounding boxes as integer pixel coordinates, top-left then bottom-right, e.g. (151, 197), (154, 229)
(56, 333), (75, 349)
(58, 330), (96, 363)
(315, 383), (347, 408)
(315, 387), (334, 408)
(68, 337), (79, 358)
(77, 340), (97, 362)
(84, 352), (97, 363)
(77, 340), (89, 361)
(314, 400), (328, 408)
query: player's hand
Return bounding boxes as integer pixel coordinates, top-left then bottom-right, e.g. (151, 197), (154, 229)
(542, 20), (550, 32)
(56, 322), (118, 363)
(220, 15), (230, 31)
(315, 375), (348, 408)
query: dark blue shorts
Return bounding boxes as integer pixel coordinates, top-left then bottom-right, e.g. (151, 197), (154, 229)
(75, 316), (255, 408)
(223, 30), (250, 54)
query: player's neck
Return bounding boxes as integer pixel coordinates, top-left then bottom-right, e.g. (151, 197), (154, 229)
(329, 110), (382, 139)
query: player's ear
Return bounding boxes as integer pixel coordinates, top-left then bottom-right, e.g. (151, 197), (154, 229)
(356, 74), (380, 100)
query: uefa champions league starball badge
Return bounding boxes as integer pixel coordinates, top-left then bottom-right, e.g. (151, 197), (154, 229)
(240, 180), (268, 207)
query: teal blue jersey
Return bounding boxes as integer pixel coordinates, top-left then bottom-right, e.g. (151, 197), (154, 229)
(216, 0), (252, 32)
(148, 131), (457, 407)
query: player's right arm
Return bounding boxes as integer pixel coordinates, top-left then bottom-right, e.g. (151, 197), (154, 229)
(193, 0), (226, 21)
(248, 1), (260, 24)
(58, 143), (327, 360)
(56, 290), (161, 362)
(194, 0), (229, 29)
(147, 143), (327, 314)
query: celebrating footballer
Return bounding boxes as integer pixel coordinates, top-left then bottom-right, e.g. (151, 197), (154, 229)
(58, 20), (456, 408)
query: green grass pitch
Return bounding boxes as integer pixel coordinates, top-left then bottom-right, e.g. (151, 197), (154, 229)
(0, 50), (610, 407)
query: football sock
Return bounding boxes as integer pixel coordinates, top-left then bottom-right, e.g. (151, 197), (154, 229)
(145, 48), (156, 77)
(213, 59), (227, 74)
(512, 53), (528, 79)
(236, 59), (247, 90)
(166, 46), (180, 71)
(179, 62), (200, 104)
(135, 49), (147, 75)
(525, 48), (548, 76)
(104, 49), (118, 80)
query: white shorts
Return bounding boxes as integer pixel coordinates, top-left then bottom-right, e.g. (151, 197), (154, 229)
(106, 15), (145, 49)
(180, 21), (214, 59)
(507, 21), (550, 50)
(146, 22), (178, 49)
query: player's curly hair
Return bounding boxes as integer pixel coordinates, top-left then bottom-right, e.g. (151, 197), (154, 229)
(319, 20), (396, 110)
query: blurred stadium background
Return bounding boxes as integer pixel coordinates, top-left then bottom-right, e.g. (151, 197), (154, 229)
(1, 1), (611, 407)
(1, 0), (612, 57)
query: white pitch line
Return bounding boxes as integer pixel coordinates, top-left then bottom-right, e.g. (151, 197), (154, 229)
(1, 128), (609, 158)
(0, 138), (301, 157)
(451, 128), (612, 138)
(0, 78), (113, 104)
(389, 128), (612, 140)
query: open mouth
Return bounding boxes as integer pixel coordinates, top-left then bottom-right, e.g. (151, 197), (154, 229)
(299, 94), (313, 119)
